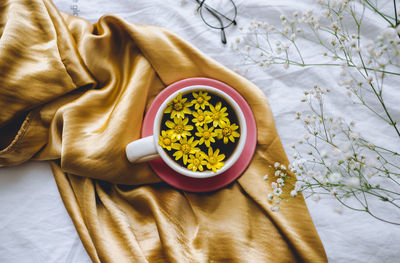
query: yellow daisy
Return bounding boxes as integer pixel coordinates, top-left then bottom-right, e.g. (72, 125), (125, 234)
(207, 102), (229, 127)
(187, 152), (208, 172)
(205, 147), (225, 172)
(192, 109), (212, 127)
(165, 117), (193, 140)
(158, 130), (176, 151)
(164, 93), (192, 119)
(172, 137), (200, 164)
(215, 121), (240, 144)
(191, 91), (211, 110)
(195, 124), (217, 147)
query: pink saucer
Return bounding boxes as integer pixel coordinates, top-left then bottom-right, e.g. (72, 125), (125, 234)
(142, 78), (257, 192)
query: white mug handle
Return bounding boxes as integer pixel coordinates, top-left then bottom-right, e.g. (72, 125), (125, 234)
(125, 136), (159, 163)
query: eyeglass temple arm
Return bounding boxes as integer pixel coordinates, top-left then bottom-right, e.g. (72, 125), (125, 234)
(201, 3), (227, 44)
(195, 0), (237, 25)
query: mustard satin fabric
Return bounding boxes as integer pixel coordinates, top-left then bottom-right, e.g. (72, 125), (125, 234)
(0, 0), (327, 262)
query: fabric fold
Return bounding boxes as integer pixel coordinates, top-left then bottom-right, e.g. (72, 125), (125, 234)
(0, 0), (327, 262)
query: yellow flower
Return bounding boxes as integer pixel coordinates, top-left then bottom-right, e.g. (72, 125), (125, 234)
(165, 117), (193, 140)
(207, 102), (229, 127)
(172, 137), (200, 164)
(164, 93), (192, 119)
(191, 91), (211, 110)
(187, 152), (208, 172)
(215, 121), (240, 144)
(195, 124), (217, 147)
(205, 147), (225, 172)
(158, 130), (176, 151)
(192, 109), (212, 127)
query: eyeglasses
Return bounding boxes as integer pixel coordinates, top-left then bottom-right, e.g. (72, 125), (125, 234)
(194, 0), (237, 44)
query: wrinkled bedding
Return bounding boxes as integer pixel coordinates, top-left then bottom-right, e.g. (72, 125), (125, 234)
(0, 0), (399, 262)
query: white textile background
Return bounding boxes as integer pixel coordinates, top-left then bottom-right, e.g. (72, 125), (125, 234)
(1, 0), (399, 262)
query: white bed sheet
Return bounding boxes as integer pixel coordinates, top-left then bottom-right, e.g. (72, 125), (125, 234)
(1, 0), (400, 262)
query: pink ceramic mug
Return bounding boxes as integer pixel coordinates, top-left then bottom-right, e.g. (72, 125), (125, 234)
(126, 85), (247, 178)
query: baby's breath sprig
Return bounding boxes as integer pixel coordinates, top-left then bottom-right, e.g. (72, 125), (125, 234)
(264, 162), (299, 212)
(236, 1), (400, 224)
(291, 88), (400, 225)
(233, 0), (400, 136)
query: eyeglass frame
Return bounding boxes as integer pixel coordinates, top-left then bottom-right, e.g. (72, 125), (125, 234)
(194, 0), (237, 44)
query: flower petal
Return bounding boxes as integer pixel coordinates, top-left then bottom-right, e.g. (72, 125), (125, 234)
(165, 121), (174, 129)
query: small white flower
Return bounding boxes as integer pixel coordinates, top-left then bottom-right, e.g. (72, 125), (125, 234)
(284, 43), (290, 49)
(290, 190), (298, 197)
(312, 195), (320, 202)
(271, 182), (278, 189)
(325, 161), (331, 169)
(328, 172), (342, 184)
(280, 164), (286, 171)
(280, 14), (286, 20)
(295, 181), (304, 191)
(267, 193), (274, 201)
(277, 178), (284, 185)
(263, 174), (269, 180)
(332, 148), (342, 156)
(274, 162), (280, 168)
(275, 170), (282, 177)
(350, 132), (360, 140)
(344, 177), (360, 188)
(330, 22), (340, 31)
(271, 206), (280, 212)
(382, 27), (397, 39)
(344, 153), (352, 160)
(290, 33), (296, 40)
(283, 26), (290, 35)
(273, 187), (283, 196)
(298, 158), (306, 165)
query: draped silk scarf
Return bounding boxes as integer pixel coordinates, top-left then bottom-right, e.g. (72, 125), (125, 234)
(0, 0), (327, 262)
